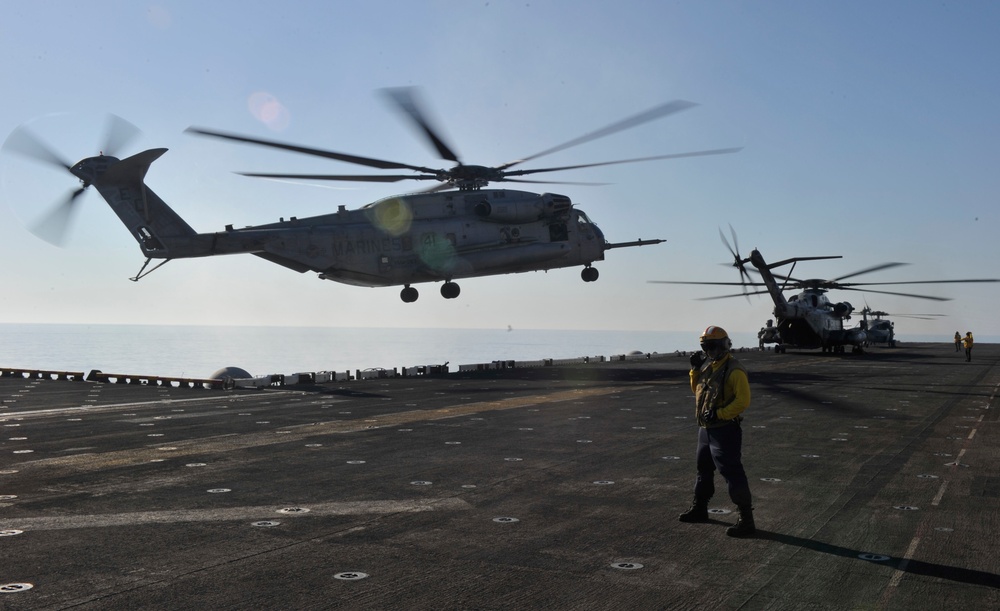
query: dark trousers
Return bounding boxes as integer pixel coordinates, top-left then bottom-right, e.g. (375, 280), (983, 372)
(693, 423), (752, 507)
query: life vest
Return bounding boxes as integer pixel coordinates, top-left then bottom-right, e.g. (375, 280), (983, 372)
(694, 355), (747, 428)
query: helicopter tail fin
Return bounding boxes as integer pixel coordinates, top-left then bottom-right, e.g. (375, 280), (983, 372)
(93, 148), (203, 259)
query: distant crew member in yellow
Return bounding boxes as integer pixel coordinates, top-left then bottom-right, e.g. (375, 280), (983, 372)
(678, 325), (755, 537)
(962, 331), (974, 362)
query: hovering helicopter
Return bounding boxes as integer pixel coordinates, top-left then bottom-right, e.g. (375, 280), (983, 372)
(3, 89), (741, 303)
(652, 229), (999, 354)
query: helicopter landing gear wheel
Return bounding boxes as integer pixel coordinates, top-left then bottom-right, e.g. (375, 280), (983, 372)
(440, 281), (461, 299)
(581, 266), (599, 282)
(400, 285), (419, 303)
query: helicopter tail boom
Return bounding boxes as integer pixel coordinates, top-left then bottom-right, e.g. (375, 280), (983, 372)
(91, 148), (218, 260)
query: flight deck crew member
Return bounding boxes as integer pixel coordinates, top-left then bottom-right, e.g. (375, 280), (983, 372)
(678, 326), (756, 537)
(955, 331), (962, 352)
(963, 331), (974, 362)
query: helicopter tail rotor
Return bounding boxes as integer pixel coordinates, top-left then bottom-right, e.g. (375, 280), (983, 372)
(719, 224), (754, 299)
(2, 114), (140, 246)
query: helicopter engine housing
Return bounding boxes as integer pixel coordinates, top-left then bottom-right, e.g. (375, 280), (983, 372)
(473, 194), (572, 224)
(832, 302), (854, 318)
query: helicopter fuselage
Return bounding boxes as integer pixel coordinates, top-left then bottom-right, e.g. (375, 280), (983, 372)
(227, 188), (606, 286)
(773, 289), (865, 350)
(85, 150), (659, 301)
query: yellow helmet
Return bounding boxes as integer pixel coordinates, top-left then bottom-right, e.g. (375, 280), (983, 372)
(700, 325), (729, 341)
(699, 325), (732, 351)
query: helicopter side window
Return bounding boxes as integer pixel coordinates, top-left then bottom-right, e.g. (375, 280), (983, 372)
(549, 222), (568, 242)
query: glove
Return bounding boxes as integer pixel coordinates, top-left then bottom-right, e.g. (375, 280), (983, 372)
(689, 351), (706, 370)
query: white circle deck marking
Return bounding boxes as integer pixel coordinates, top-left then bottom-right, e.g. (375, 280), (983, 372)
(0, 583), (33, 593)
(207, 488), (231, 494)
(859, 554), (890, 562)
(611, 562), (643, 570)
(334, 572), (368, 580)
(493, 517), (519, 523)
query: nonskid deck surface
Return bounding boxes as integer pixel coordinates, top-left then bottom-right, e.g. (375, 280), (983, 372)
(1, 343), (998, 609)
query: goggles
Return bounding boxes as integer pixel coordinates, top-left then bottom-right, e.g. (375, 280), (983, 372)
(700, 339), (729, 352)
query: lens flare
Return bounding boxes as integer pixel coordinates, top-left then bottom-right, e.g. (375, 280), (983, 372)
(248, 92), (290, 132)
(366, 198), (412, 236)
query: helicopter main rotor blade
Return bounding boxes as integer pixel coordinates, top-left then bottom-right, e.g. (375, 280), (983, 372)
(237, 172), (437, 183)
(185, 127), (441, 174)
(500, 148), (743, 178)
(3, 125), (72, 170)
(833, 286), (952, 301)
(831, 261), (909, 282)
(497, 178), (610, 186)
(99, 114), (141, 158)
(648, 280), (769, 287)
(506, 99), (700, 169)
(841, 278), (1000, 286)
(697, 288), (772, 301)
(381, 87), (461, 163)
(29, 186), (86, 246)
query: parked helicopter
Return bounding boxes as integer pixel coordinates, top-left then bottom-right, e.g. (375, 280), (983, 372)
(757, 319), (782, 350)
(3, 89), (741, 303)
(652, 229), (999, 353)
(856, 306), (944, 348)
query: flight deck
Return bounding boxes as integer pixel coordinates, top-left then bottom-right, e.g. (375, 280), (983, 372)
(1, 343), (998, 609)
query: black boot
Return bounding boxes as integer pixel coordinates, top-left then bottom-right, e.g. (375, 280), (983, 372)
(678, 498), (709, 523)
(726, 505), (756, 537)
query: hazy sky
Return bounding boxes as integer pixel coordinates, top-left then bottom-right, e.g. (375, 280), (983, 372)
(2, 1), (998, 339)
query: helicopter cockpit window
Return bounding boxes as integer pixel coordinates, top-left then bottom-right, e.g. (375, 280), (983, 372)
(576, 211), (594, 227)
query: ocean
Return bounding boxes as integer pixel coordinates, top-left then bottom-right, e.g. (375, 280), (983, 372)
(2, 324), (962, 379)
(0, 323), (725, 379)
